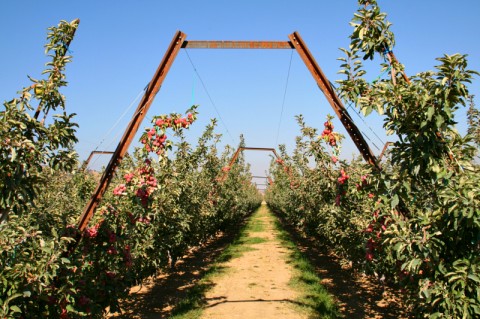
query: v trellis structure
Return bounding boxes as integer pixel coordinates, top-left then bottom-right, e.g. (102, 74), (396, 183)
(77, 30), (380, 234)
(81, 150), (115, 170)
(219, 147), (284, 182)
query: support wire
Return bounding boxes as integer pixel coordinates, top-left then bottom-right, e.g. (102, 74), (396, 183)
(88, 87), (146, 169)
(328, 81), (385, 148)
(184, 49), (236, 145)
(275, 50), (294, 146)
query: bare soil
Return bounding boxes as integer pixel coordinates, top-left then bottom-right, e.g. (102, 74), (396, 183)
(200, 204), (306, 319)
(275, 212), (408, 319)
(107, 227), (240, 318)
(108, 204), (407, 318)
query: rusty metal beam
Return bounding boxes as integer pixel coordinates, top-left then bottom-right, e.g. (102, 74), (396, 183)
(386, 51), (410, 84)
(227, 147), (281, 168)
(182, 41), (294, 49)
(379, 141), (393, 160)
(242, 147), (277, 152)
(82, 151), (114, 170)
(227, 147), (243, 169)
(288, 31), (380, 170)
(77, 30), (186, 232)
(221, 146), (283, 182)
(271, 149), (281, 160)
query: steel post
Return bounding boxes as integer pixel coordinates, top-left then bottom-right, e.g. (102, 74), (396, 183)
(77, 31), (186, 231)
(288, 31), (380, 169)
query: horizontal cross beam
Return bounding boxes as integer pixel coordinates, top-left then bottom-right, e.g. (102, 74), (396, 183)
(82, 150), (115, 170)
(182, 41), (294, 49)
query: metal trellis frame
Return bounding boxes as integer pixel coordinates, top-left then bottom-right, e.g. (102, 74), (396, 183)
(77, 30), (380, 237)
(81, 151), (115, 170)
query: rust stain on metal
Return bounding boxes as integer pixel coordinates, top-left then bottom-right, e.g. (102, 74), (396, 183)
(289, 31), (380, 170)
(182, 40), (294, 49)
(77, 31), (187, 232)
(82, 150), (115, 170)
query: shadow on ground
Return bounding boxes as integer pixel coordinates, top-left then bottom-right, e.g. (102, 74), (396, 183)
(204, 297), (314, 309)
(109, 211), (408, 319)
(108, 226), (242, 319)
(274, 213), (408, 319)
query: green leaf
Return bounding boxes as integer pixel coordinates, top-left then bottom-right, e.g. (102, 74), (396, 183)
(10, 148), (16, 162)
(467, 273), (480, 283)
(359, 28), (365, 40)
(427, 106), (435, 121)
(391, 194), (399, 208)
(9, 305), (21, 313)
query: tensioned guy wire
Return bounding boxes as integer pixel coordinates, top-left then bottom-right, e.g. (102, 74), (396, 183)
(89, 87), (146, 168)
(328, 81), (385, 147)
(89, 76), (203, 171)
(184, 49), (236, 145)
(338, 105), (381, 152)
(275, 50), (294, 146)
(92, 94), (187, 170)
(345, 101), (385, 147)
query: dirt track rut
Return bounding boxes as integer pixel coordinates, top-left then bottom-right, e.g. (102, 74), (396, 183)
(200, 204), (306, 319)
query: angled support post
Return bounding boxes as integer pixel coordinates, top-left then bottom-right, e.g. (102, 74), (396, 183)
(379, 141), (393, 160)
(77, 31), (186, 231)
(81, 150), (115, 170)
(227, 147), (282, 168)
(221, 146), (285, 182)
(288, 31), (380, 170)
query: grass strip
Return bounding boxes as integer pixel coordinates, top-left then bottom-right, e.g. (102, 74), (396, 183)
(171, 205), (340, 319)
(271, 210), (341, 319)
(170, 205), (266, 319)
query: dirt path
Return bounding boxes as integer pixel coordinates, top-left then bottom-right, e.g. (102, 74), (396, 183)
(276, 214), (408, 319)
(109, 204), (406, 318)
(200, 203), (306, 319)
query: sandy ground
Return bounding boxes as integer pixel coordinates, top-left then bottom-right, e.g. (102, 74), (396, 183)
(276, 214), (408, 319)
(200, 204), (307, 319)
(108, 204), (407, 318)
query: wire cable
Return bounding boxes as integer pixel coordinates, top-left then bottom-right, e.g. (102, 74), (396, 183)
(88, 87), (146, 168)
(184, 49), (236, 145)
(275, 50), (294, 146)
(345, 101), (385, 146)
(328, 81), (385, 146)
(94, 99), (183, 166)
(88, 80), (190, 171)
(337, 105), (382, 152)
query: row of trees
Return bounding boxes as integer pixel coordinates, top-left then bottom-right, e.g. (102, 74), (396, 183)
(266, 1), (479, 318)
(0, 20), (262, 318)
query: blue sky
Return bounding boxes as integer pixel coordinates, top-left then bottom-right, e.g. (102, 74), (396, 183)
(1, 0), (479, 178)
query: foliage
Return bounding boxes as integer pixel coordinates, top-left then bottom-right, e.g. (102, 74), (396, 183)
(0, 19), (79, 222)
(467, 95), (480, 149)
(266, 116), (371, 266)
(0, 21), (261, 319)
(1, 113), (261, 318)
(267, 1), (480, 318)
